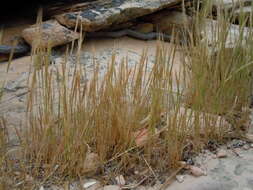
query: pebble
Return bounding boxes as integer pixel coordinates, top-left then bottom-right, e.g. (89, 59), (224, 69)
(176, 175), (185, 183)
(217, 149), (227, 158)
(189, 166), (207, 177)
(243, 144), (250, 150)
(115, 175), (126, 186)
(83, 179), (101, 190)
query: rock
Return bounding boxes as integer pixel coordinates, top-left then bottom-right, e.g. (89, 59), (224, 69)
(189, 166), (207, 177)
(147, 11), (192, 35)
(5, 72), (29, 92)
(211, 0), (252, 10)
(251, 143), (253, 148)
(216, 149), (227, 158)
(178, 161), (187, 168)
(132, 127), (158, 147)
(243, 144), (250, 150)
(133, 23), (154, 33)
(133, 128), (149, 147)
(22, 19), (79, 49)
(83, 179), (102, 190)
(99, 185), (120, 190)
(201, 19), (250, 49)
(55, 0), (182, 32)
(176, 175), (185, 183)
(115, 175), (126, 186)
(83, 152), (100, 173)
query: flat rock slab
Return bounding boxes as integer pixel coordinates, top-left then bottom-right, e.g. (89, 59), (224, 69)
(22, 19), (79, 48)
(55, 0), (182, 32)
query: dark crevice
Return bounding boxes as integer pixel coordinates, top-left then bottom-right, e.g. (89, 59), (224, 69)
(0, 0), (96, 23)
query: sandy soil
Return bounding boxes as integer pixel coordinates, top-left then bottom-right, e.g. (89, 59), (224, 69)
(0, 27), (185, 141)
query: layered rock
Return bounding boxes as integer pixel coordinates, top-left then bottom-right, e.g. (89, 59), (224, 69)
(55, 0), (183, 32)
(22, 19), (79, 49)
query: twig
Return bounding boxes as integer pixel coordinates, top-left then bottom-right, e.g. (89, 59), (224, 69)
(142, 156), (159, 182)
(121, 174), (152, 189)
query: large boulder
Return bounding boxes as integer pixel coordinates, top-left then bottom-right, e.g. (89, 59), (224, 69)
(55, 0), (183, 32)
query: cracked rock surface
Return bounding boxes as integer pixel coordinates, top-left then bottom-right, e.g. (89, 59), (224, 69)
(55, 0), (182, 32)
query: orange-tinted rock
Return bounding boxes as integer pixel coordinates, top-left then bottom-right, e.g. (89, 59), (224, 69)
(22, 19), (79, 49)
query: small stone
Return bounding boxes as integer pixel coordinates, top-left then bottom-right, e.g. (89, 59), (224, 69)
(83, 179), (101, 190)
(243, 144), (250, 150)
(100, 185), (120, 190)
(133, 128), (148, 147)
(178, 161), (187, 167)
(189, 166), (207, 177)
(176, 175), (185, 183)
(251, 144), (253, 148)
(115, 175), (125, 186)
(217, 149), (227, 158)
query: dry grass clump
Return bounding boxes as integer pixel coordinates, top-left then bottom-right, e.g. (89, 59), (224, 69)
(1, 1), (253, 188)
(22, 40), (184, 181)
(185, 0), (253, 130)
